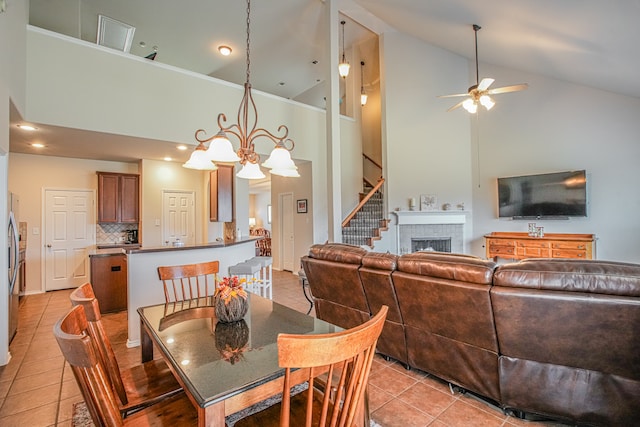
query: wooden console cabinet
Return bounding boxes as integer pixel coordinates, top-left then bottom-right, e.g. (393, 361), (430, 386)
(485, 232), (595, 261)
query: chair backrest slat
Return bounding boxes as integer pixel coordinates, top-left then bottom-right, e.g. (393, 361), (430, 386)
(158, 261), (219, 303)
(277, 305), (388, 427)
(54, 305), (124, 427)
(70, 283), (128, 405)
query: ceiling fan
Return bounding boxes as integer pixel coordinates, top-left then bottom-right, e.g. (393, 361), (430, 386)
(439, 24), (528, 113)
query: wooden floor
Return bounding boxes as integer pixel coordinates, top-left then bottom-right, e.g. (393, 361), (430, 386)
(0, 270), (570, 426)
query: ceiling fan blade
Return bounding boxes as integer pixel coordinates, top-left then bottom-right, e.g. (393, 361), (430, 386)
(437, 92), (471, 98)
(477, 78), (495, 91)
(487, 83), (529, 95)
(447, 100), (466, 112)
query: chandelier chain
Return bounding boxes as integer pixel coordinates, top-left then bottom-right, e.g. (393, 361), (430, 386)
(246, 0), (251, 84)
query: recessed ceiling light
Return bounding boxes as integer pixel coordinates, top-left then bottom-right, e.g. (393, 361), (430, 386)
(177, 145), (188, 151)
(164, 157), (172, 161)
(218, 45), (232, 56)
(139, 41), (146, 48)
(31, 143), (45, 148)
(17, 124), (37, 131)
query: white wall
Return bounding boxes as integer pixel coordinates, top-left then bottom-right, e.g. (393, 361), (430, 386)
(470, 63), (640, 262)
(0, 0), (32, 365)
(271, 161), (314, 271)
(380, 31), (640, 262)
(139, 159), (207, 247)
(380, 32), (473, 252)
(25, 27), (344, 249)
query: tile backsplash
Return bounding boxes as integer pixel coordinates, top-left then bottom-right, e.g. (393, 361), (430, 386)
(97, 223), (138, 245)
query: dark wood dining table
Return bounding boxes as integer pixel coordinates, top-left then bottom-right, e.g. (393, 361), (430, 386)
(138, 294), (341, 427)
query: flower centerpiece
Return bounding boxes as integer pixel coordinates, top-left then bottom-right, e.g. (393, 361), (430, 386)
(214, 276), (249, 323)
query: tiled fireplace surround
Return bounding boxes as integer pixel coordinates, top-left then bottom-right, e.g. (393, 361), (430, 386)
(393, 211), (466, 254)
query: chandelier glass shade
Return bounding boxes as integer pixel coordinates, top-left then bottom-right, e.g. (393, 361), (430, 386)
(183, 141), (218, 170)
(338, 20), (350, 78)
(183, 0), (299, 179)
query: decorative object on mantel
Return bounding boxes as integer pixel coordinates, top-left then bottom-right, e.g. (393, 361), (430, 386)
(215, 320), (249, 364)
(409, 197), (417, 211)
(184, 0), (299, 179)
(214, 276), (249, 323)
(420, 194), (437, 211)
(438, 24), (528, 113)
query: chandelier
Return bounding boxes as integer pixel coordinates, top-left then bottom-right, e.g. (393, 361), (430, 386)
(338, 20), (350, 78)
(360, 61), (367, 106)
(183, 0), (299, 179)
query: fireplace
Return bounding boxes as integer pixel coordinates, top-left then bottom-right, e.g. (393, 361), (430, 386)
(411, 237), (451, 253)
(392, 211), (466, 254)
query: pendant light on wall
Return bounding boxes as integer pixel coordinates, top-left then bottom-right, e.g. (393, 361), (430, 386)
(338, 20), (350, 78)
(184, 0), (299, 178)
(360, 61), (368, 106)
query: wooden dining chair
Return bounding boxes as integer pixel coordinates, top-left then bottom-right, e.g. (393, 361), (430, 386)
(157, 260), (219, 302)
(70, 283), (183, 416)
(234, 305), (388, 427)
(54, 305), (198, 426)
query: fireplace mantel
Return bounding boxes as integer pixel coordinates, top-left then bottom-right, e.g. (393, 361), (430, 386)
(392, 210), (468, 225)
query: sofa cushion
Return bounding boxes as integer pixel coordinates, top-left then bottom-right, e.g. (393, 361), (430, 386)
(397, 251), (496, 285)
(308, 243), (368, 264)
(494, 258), (640, 297)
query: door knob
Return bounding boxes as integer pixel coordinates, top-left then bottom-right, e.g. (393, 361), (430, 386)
(46, 244), (52, 248)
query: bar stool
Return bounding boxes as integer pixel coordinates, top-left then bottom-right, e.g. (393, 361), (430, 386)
(251, 256), (273, 300)
(228, 262), (261, 296)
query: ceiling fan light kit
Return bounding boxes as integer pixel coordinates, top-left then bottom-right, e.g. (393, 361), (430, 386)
(439, 24), (528, 113)
(184, 0), (299, 179)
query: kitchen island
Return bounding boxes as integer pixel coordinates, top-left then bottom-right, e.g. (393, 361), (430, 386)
(125, 237), (260, 347)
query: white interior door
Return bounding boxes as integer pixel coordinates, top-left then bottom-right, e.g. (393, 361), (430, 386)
(280, 192), (295, 271)
(44, 189), (94, 291)
(162, 190), (195, 245)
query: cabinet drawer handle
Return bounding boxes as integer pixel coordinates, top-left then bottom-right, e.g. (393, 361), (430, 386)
(111, 266), (122, 272)
(578, 254), (583, 257)
(578, 245), (584, 249)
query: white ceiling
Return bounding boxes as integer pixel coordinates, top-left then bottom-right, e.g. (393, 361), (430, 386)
(12, 0), (640, 165)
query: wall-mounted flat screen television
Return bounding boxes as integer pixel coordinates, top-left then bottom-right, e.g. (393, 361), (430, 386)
(497, 170), (587, 219)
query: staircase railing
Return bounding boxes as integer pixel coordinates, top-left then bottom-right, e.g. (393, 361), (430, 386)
(342, 178), (385, 227)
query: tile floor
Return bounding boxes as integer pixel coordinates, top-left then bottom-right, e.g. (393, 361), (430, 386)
(0, 270), (571, 426)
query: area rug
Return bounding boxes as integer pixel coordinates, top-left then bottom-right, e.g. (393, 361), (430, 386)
(72, 383), (383, 426)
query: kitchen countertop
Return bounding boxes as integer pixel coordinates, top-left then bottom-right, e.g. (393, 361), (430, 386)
(127, 236), (260, 254)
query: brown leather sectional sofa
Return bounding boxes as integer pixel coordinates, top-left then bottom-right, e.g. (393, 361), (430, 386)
(301, 243), (640, 426)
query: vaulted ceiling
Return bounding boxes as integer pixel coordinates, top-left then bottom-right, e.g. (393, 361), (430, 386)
(12, 0), (640, 164)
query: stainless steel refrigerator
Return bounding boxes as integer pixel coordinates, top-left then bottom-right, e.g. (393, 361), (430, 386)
(7, 192), (19, 342)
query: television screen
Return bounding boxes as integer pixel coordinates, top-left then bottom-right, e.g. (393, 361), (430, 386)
(498, 170), (587, 218)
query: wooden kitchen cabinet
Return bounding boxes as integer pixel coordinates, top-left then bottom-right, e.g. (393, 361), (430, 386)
(90, 253), (127, 313)
(210, 164), (234, 222)
(97, 172), (139, 223)
(485, 232), (595, 261)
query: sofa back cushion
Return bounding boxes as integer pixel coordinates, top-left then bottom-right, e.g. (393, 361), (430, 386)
(393, 251), (500, 400)
(358, 252), (408, 364)
(395, 251), (499, 351)
(492, 259), (640, 424)
(302, 244), (370, 329)
(492, 259), (640, 379)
